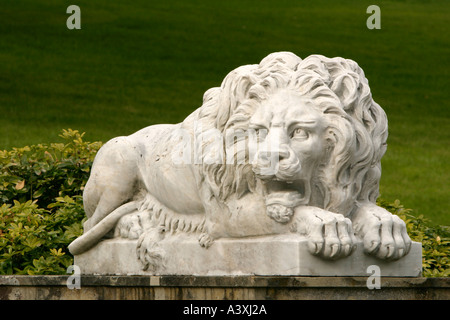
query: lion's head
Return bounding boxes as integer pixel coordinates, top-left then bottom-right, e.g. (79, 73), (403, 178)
(194, 52), (388, 219)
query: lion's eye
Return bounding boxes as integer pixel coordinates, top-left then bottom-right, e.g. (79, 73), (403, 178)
(291, 128), (309, 140)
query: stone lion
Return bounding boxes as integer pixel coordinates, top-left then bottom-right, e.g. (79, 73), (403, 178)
(68, 52), (412, 270)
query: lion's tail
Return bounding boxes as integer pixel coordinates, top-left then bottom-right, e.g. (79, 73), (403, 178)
(68, 201), (139, 255)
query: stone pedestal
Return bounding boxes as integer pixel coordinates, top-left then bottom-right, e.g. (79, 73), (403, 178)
(74, 234), (422, 277)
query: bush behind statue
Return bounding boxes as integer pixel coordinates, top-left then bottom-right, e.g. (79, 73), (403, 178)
(0, 129), (101, 274)
(0, 129), (448, 276)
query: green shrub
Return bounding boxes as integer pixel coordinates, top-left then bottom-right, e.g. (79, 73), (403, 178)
(0, 130), (448, 276)
(0, 129), (101, 274)
(0, 129), (102, 208)
(0, 197), (84, 274)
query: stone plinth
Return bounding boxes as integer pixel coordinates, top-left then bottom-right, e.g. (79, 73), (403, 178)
(74, 234), (422, 277)
(1, 275), (449, 300)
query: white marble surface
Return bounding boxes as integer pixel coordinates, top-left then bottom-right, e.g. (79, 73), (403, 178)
(74, 235), (422, 277)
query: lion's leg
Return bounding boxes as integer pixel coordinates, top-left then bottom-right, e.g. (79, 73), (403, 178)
(196, 191), (292, 248)
(292, 206), (357, 260)
(83, 136), (140, 232)
(352, 202), (412, 260)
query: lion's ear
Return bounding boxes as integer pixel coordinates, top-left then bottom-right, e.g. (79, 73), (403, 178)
(330, 72), (360, 113)
(299, 56), (366, 114)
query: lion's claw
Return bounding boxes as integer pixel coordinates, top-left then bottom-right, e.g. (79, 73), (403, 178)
(198, 232), (215, 248)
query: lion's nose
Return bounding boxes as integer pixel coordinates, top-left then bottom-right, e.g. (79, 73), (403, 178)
(259, 147), (290, 162)
(278, 149), (290, 160)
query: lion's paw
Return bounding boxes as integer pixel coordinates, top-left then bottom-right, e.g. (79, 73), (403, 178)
(136, 229), (165, 272)
(267, 204), (294, 224)
(116, 212), (144, 239)
(294, 207), (357, 260)
(352, 203), (412, 260)
(198, 232), (215, 248)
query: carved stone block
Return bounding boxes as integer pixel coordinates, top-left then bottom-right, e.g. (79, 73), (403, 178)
(74, 235), (422, 276)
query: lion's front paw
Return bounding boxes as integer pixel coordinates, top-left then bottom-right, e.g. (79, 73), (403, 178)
(294, 207), (357, 260)
(352, 203), (412, 260)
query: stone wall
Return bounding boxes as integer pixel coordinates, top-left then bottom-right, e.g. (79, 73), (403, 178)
(0, 275), (448, 300)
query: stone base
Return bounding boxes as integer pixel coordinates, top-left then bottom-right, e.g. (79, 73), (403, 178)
(2, 275), (448, 300)
(74, 234), (422, 277)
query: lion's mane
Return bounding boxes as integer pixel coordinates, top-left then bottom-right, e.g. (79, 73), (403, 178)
(194, 52), (388, 217)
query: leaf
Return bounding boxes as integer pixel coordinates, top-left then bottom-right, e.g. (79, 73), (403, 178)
(50, 248), (65, 257)
(32, 189), (44, 199)
(15, 180), (25, 190)
(22, 237), (43, 249)
(44, 151), (54, 162)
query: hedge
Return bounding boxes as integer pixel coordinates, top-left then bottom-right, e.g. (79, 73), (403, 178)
(0, 129), (101, 274)
(0, 129), (448, 276)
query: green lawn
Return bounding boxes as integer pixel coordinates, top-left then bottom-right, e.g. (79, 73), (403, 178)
(0, 0), (449, 225)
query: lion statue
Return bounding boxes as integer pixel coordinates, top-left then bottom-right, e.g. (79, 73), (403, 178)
(68, 52), (412, 270)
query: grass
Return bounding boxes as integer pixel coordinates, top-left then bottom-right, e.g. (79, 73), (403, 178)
(0, 0), (449, 225)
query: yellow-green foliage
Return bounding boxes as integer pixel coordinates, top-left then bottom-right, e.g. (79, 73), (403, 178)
(0, 129), (101, 274)
(0, 198), (83, 274)
(0, 129), (102, 207)
(0, 130), (448, 276)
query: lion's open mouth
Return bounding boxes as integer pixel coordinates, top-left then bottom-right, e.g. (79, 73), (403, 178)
(263, 179), (311, 208)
